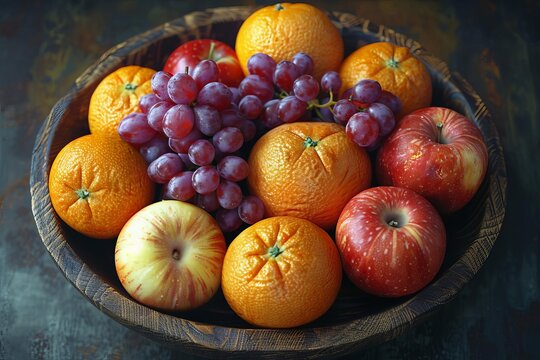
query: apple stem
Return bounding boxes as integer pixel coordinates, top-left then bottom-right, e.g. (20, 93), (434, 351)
(172, 249), (181, 261)
(436, 122), (444, 143)
(208, 41), (216, 61)
(388, 220), (399, 227)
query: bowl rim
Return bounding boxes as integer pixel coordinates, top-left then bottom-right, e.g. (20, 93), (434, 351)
(30, 5), (507, 356)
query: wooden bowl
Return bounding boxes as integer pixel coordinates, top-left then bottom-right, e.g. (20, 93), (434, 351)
(30, 6), (507, 359)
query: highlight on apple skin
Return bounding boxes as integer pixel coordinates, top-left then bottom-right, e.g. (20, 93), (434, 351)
(115, 200), (226, 311)
(376, 107), (488, 214)
(336, 186), (446, 297)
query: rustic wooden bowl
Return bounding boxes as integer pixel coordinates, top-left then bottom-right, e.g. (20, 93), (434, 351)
(30, 6), (507, 359)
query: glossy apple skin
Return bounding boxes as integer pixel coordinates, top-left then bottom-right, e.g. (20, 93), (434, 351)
(376, 107), (488, 214)
(115, 200), (226, 311)
(163, 39), (244, 87)
(336, 186), (446, 297)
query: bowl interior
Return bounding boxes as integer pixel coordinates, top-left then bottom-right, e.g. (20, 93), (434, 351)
(31, 6), (506, 354)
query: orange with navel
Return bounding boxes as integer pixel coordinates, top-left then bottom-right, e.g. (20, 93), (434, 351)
(88, 65), (155, 136)
(235, 3), (344, 79)
(49, 134), (155, 239)
(248, 122), (372, 230)
(339, 41), (432, 117)
(221, 216), (342, 328)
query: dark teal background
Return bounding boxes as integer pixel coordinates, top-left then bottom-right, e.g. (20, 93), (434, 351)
(0, 0), (538, 358)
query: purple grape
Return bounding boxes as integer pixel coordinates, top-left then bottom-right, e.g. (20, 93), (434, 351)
(352, 79), (382, 104)
(261, 99), (283, 129)
(278, 96), (307, 123)
(346, 112), (380, 147)
(193, 104), (222, 136)
(167, 73), (198, 105)
(274, 61), (301, 93)
(238, 196), (265, 224)
(197, 82), (233, 111)
(162, 104), (195, 139)
(293, 74), (320, 102)
(320, 71), (342, 95)
(340, 88), (353, 100)
(221, 108), (243, 128)
(238, 95), (263, 120)
(147, 153), (184, 184)
(217, 156), (249, 182)
(139, 93), (161, 113)
(194, 191), (220, 213)
(139, 134), (170, 163)
(147, 101), (174, 132)
(188, 139), (215, 166)
(192, 60), (219, 90)
(367, 102), (396, 137)
(239, 74), (274, 103)
(333, 99), (357, 125)
(192, 166), (220, 194)
(229, 87), (242, 105)
(292, 52), (314, 76)
(118, 112), (156, 145)
(377, 90), (403, 115)
(212, 127), (244, 153)
(216, 180), (243, 209)
(151, 71), (172, 101)
(164, 171), (196, 201)
(168, 127), (203, 154)
(247, 53), (276, 81)
(237, 119), (256, 142)
(216, 208), (243, 232)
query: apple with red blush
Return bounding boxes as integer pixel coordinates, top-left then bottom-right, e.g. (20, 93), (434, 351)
(163, 39), (244, 87)
(376, 106), (488, 214)
(115, 200), (226, 311)
(336, 186), (446, 297)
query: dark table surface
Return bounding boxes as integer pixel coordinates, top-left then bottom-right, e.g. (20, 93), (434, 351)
(1, 0), (539, 359)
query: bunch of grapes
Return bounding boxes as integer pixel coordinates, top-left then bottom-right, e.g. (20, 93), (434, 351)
(117, 60), (265, 233)
(240, 52), (402, 149)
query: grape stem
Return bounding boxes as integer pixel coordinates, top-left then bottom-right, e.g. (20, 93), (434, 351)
(309, 89), (336, 109)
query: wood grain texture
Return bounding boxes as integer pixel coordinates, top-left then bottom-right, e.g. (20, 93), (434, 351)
(29, 6), (507, 359)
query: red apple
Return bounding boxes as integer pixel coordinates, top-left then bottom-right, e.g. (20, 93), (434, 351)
(336, 186), (446, 297)
(115, 200), (226, 311)
(163, 39), (244, 87)
(376, 107), (488, 214)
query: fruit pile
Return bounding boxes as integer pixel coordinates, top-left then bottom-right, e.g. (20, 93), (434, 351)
(48, 3), (489, 329)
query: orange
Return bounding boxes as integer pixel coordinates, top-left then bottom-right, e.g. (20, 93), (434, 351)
(49, 134), (155, 239)
(235, 3), (344, 79)
(247, 122), (371, 229)
(339, 41), (432, 117)
(88, 65), (156, 136)
(221, 216), (342, 328)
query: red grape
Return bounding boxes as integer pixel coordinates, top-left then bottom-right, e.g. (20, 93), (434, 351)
(139, 134), (170, 163)
(352, 79), (382, 104)
(162, 104), (195, 139)
(293, 74), (320, 102)
(346, 112), (380, 147)
(292, 52), (314, 76)
(192, 165), (220, 194)
(168, 127), (203, 154)
(197, 82), (233, 111)
(212, 127), (244, 153)
(367, 102), (396, 137)
(194, 191), (220, 213)
(147, 101), (174, 132)
(188, 139), (215, 166)
(216, 208), (243, 232)
(151, 71), (172, 101)
(278, 96), (307, 123)
(193, 104), (222, 136)
(192, 60), (219, 90)
(237, 119), (256, 142)
(164, 171), (196, 201)
(147, 153), (184, 184)
(167, 73), (197, 105)
(239, 74), (274, 103)
(139, 93), (161, 113)
(274, 60), (301, 93)
(377, 90), (402, 115)
(217, 155), (249, 182)
(320, 71), (342, 94)
(333, 99), (357, 125)
(216, 180), (243, 209)
(261, 99), (283, 129)
(238, 196), (265, 224)
(118, 112), (156, 145)
(247, 53), (276, 81)
(238, 95), (263, 120)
